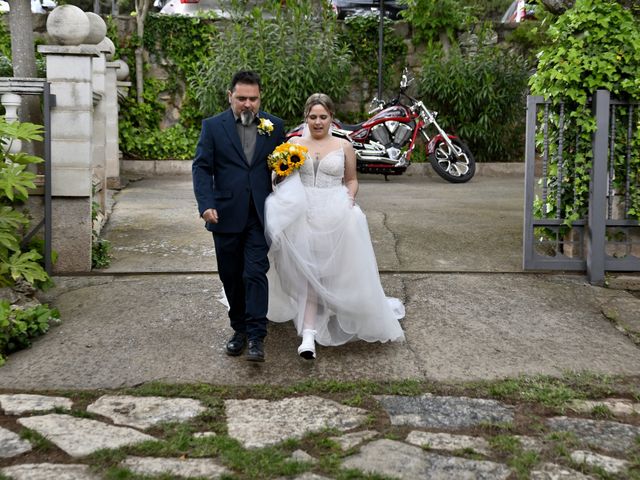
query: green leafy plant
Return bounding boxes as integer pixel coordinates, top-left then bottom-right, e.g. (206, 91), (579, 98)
(190, 0), (351, 128)
(0, 118), (50, 287)
(91, 200), (111, 269)
(529, 0), (640, 225)
(0, 300), (59, 366)
(417, 44), (530, 162)
(399, 0), (474, 45)
(0, 118), (60, 365)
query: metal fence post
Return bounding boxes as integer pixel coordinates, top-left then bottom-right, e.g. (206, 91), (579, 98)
(587, 90), (610, 285)
(43, 82), (53, 275)
(523, 95), (543, 270)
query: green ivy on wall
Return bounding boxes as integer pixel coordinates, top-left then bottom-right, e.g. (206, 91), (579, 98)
(529, 0), (640, 223)
(109, 13), (216, 159)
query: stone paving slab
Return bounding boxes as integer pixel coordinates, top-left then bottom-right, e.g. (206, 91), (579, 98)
(284, 474), (333, 480)
(225, 396), (367, 448)
(0, 426), (32, 458)
(17, 414), (155, 457)
(569, 398), (640, 416)
(120, 456), (229, 478)
(405, 431), (492, 456)
(86, 394), (206, 429)
(375, 394), (515, 429)
(514, 435), (546, 453)
(529, 462), (595, 479)
(570, 450), (630, 475)
(290, 449), (318, 464)
(546, 416), (640, 454)
(0, 463), (100, 480)
(0, 394), (72, 415)
(342, 438), (512, 480)
(329, 430), (378, 450)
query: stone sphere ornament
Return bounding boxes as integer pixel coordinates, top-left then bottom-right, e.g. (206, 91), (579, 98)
(97, 37), (116, 59)
(84, 12), (107, 45)
(115, 59), (130, 81)
(46, 5), (90, 46)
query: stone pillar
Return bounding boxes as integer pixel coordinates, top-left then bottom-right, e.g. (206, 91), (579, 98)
(92, 52), (107, 212)
(116, 60), (132, 177)
(89, 13), (109, 214)
(105, 60), (120, 188)
(38, 5), (98, 273)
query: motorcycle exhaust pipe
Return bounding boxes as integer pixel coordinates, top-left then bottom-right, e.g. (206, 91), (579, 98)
(357, 155), (403, 166)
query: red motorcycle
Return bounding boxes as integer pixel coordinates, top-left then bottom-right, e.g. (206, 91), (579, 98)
(287, 70), (476, 183)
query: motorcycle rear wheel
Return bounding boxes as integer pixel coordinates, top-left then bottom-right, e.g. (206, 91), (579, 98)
(428, 138), (476, 183)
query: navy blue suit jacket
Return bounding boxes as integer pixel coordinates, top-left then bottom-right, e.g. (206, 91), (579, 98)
(192, 109), (286, 233)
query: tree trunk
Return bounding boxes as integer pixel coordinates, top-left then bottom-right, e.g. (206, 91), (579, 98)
(134, 0), (150, 103)
(8, 0), (42, 148)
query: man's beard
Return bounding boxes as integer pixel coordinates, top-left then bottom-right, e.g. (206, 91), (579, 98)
(240, 110), (255, 126)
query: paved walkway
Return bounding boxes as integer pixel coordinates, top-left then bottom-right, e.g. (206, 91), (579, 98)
(1, 172), (639, 479)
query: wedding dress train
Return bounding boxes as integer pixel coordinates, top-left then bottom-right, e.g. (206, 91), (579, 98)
(265, 147), (405, 347)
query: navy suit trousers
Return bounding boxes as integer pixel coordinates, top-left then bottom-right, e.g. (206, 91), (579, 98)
(213, 198), (269, 341)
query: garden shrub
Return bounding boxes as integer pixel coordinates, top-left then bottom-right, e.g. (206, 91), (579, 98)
(0, 300), (59, 366)
(417, 44), (530, 162)
(190, 0), (351, 129)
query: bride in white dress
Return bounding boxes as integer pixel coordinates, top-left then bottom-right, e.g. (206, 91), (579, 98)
(265, 93), (405, 359)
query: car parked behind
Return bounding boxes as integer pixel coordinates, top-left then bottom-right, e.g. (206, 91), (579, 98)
(158, 0), (259, 17)
(0, 0), (57, 13)
(331, 0), (406, 20)
(500, 0), (535, 23)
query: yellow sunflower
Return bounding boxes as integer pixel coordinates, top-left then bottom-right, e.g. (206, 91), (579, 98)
(268, 142), (308, 177)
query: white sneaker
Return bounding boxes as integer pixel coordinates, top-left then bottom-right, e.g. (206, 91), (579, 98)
(297, 329), (316, 360)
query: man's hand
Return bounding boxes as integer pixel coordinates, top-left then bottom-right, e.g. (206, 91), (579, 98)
(202, 208), (219, 224)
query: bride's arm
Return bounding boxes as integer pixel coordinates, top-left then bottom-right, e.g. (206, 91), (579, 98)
(343, 141), (358, 203)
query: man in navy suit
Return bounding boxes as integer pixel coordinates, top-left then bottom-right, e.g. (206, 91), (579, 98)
(193, 71), (286, 362)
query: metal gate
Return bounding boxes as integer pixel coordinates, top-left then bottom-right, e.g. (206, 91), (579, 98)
(523, 90), (640, 284)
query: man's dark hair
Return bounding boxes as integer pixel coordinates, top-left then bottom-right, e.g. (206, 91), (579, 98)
(230, 71), (261, 92)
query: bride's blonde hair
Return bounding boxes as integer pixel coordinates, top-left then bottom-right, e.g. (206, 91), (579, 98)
(304, 93), (335, 119)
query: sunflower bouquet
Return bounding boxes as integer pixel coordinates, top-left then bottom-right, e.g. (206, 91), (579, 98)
(268, 142), (308, 177)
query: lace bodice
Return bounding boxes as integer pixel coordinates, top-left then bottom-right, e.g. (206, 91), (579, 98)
(300, 148), (344, 188)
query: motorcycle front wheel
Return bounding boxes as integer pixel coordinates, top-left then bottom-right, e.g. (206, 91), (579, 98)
(428, 137), (476, 183)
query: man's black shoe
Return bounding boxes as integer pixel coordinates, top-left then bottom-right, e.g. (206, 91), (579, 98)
(225, 332), (247, 356)
(246, 339), (265, 362)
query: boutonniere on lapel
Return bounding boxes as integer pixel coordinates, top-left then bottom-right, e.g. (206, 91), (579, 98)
(257, 118), (274, 136)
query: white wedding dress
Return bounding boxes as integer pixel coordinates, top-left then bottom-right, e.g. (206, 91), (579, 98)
(265, 147), (405, 346)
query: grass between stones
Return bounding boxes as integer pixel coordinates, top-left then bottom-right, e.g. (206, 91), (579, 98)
(0, 371), (639, 479)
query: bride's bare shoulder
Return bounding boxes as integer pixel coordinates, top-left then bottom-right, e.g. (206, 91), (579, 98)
(289, 136), (307, 147)
(337, 137), (354, 153)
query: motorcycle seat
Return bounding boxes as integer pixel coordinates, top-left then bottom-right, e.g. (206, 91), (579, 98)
(334, 120), (365, 132)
